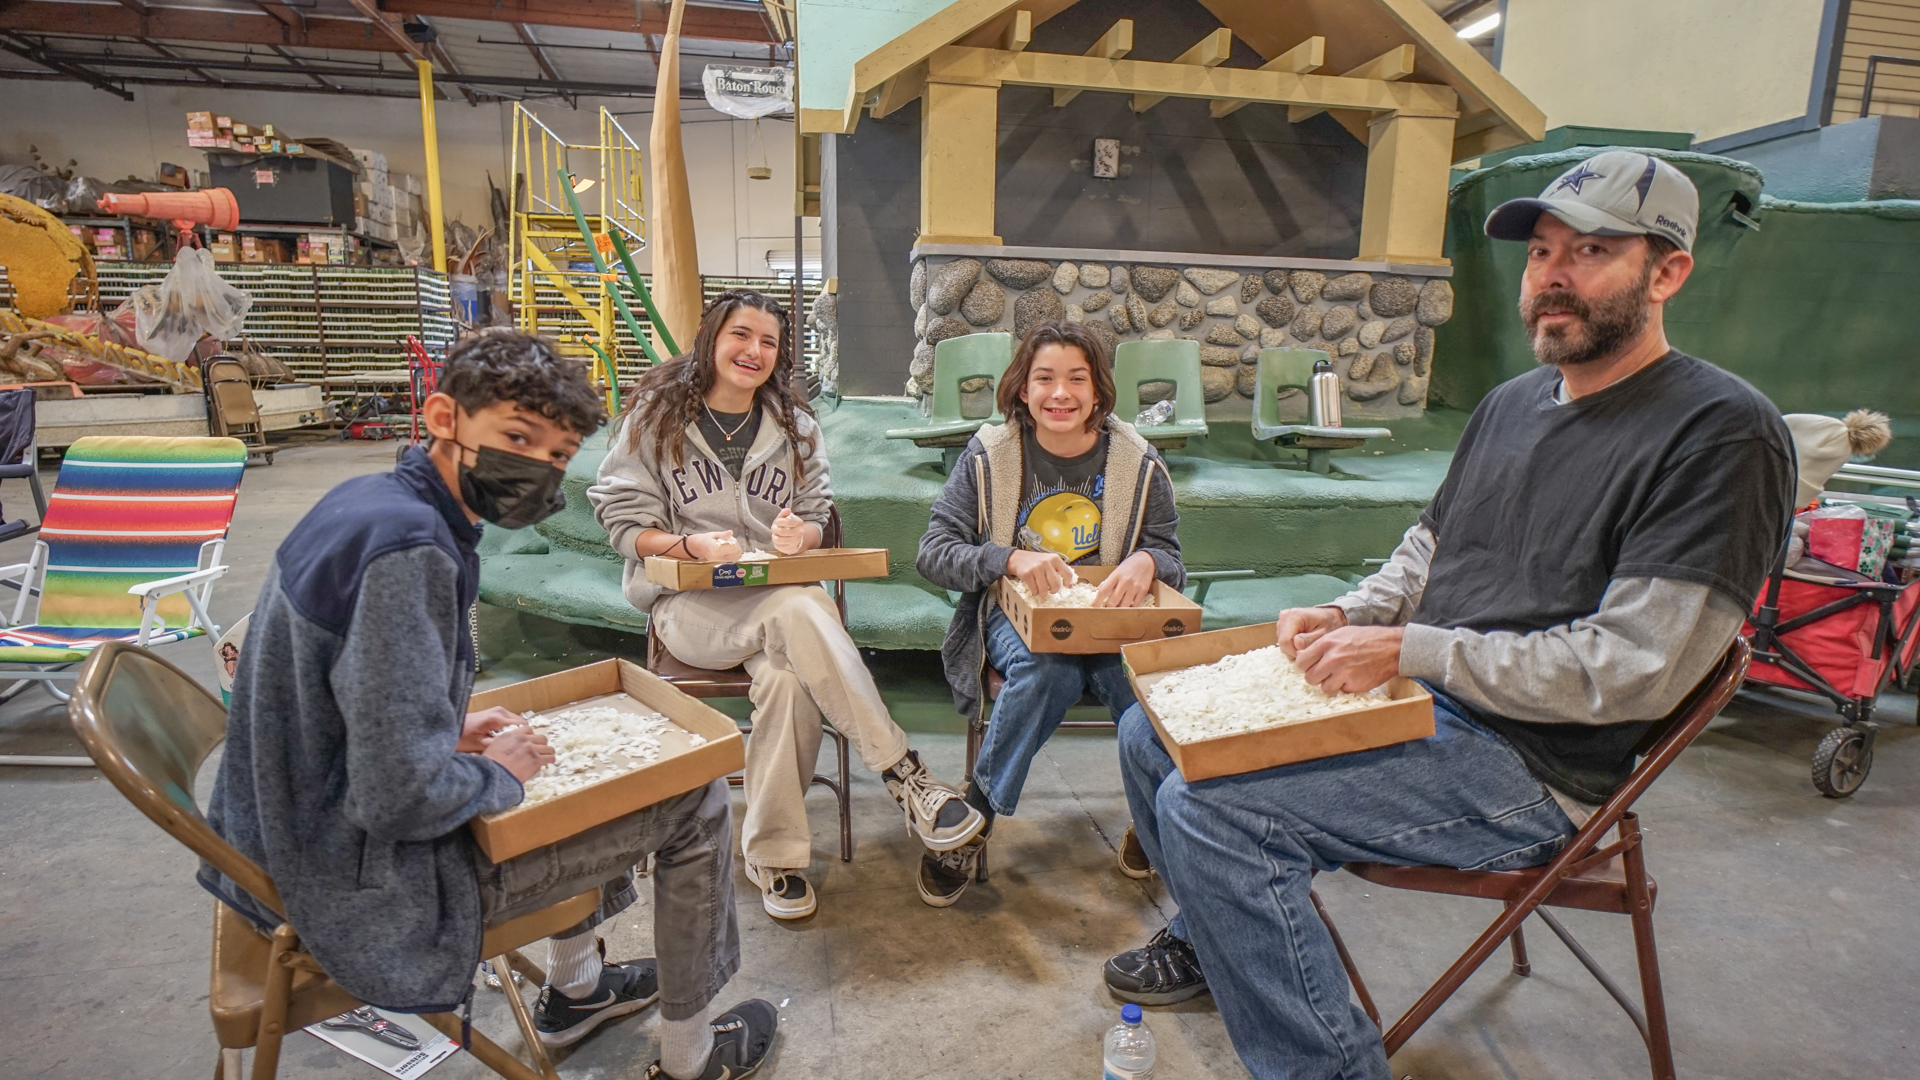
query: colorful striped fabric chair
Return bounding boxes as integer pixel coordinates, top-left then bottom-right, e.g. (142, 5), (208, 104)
(0, 436), (246, 725)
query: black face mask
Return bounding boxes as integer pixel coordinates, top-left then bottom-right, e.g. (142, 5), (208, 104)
(455, 442), (568, 529)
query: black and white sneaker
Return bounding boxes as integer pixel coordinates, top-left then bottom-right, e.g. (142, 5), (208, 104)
(1105, 927), (1208, 1005)
(884, 750), (986, 852)
(534, 956), (661, 1048)
(917, 833), (984, 907)
(744, 863), (817, 920)
(1118, 824), (1154, 880)
(642, 998), (780, 1080)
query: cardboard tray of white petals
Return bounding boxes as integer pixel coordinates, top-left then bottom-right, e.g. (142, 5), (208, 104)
(465, 659), (743, 862)
(1122, 624), (1433, 782)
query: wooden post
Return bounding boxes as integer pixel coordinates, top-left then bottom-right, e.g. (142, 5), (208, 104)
(648, 0), (703, 357)
(1357, 112), (1456, 266)
(919, 78), (1002, 245)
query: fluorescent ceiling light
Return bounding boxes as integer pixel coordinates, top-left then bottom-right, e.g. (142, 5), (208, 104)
(1458, 11), (1501, 38)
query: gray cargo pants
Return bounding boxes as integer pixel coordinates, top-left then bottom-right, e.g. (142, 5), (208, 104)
(473, 778), (740, 1021)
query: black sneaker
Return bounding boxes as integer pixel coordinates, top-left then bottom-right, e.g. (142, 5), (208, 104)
(643, 998), (780, 1079)
(1105, 927), (1208, 1005)
(1118, 824), (1154, 880)
(917, 834), (984, 907)
(535, 956), (660, 1048)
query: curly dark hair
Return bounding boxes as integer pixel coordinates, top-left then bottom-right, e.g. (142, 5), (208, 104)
(997, 319), (1115, 433)
(616, 289), (815, 468)
(437, 329), (606, 436)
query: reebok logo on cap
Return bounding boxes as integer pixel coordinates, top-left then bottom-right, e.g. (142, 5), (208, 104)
(1484, 150), (1699, 252)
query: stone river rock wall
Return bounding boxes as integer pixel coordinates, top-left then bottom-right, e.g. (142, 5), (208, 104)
(903, 254), (1454, 421)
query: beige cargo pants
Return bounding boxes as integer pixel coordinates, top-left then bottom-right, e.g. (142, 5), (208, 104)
(650, 584), (909, 874)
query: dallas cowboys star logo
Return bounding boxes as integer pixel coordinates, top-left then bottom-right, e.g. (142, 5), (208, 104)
(1554, 164), (1606, 194)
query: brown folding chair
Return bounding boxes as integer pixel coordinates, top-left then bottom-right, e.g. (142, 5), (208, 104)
(645, 505), (855, 862)
(68, 641), (596, 1080)
(1311, 639), (1750, 1080)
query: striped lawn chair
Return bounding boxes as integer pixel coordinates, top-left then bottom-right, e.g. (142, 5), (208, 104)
(0, 436), (246, 743)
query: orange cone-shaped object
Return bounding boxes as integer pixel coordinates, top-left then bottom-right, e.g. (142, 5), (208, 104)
(100, 188), (241, 230)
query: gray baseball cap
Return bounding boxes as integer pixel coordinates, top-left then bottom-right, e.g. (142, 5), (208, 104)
(1484, 150), (1699, 252)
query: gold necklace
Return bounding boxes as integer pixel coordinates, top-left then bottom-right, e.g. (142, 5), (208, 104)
(703, 402), (753, 443)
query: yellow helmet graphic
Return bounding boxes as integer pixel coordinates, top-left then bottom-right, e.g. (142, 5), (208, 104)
(1026, 491), (1101, 561)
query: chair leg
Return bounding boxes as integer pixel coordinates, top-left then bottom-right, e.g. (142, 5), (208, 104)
(214, 1047), (245, 1080)
(1507, 905), (1533, 977)
(1622, 817), (1677, 1080)
(490, 957), (561, 1080)
(1309, 889), (1381, 1029)
(835, 726), (853, 862)
(250, 926), (300, 1080)
(504, 947), (547, 987)
(420, 1013), (545, 1080)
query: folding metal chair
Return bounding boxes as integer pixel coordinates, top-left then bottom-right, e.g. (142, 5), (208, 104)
(68, 641), (594, 1080)
(0, 387), (47, 545)
(644, 506), (856, 862)
(1311, 639), (1750, 1080)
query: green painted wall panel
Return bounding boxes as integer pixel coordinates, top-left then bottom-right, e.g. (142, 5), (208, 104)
(1436, 146), (1920, 471)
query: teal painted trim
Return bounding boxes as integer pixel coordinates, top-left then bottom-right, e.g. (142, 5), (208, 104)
(795, 0), (951, 113)
(1695, 115), (1820, 156)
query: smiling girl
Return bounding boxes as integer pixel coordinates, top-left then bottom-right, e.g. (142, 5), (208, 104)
(917, 320), (1183, 904)
(589, 290), (983, 921)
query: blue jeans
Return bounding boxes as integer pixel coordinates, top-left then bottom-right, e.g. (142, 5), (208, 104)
(974, 604), (1137, 816)
(1119, 687), (1576, 1080)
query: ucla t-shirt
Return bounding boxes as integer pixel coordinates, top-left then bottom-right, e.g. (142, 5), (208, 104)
(1018, 425), (1107, 564)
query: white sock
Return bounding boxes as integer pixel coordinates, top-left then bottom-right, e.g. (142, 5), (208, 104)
(545, 933), (602, 999)
(660, 1004), (714, 1079)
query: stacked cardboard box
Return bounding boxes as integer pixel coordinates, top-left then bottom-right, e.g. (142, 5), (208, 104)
(187, 112), (299, 155)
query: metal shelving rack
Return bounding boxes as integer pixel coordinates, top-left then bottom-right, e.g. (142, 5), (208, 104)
(85, 262), (452, 386)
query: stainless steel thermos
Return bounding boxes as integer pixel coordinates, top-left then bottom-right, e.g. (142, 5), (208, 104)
(1309, 358), (1342, 428)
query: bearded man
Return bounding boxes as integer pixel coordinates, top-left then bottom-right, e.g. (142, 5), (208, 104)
(1101, 152), (1795, 1080)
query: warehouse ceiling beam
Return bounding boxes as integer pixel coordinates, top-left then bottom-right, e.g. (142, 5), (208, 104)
(0, 29), (132, 97)
(1129, 26), (1231, 113)
(139, 36), (223, 86)
(270, 43), (334, 90)
(1052, 18), (1129, 108)
(512, 22), (574, 109)
(341, 0), (427, 63)
(413, 17), (480, 105)
(254, 1), (308, 46)
(378, 0), (775, 43)
(0, 65), (425, 99)
(0, 4), (409, 54)
(18, 47), (689, 97)
(1210, 34), (1322, 118)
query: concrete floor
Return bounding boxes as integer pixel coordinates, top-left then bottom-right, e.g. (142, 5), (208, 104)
(3, 439), (1918, 1079)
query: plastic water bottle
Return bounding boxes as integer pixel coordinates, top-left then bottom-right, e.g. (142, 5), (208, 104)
(1103, 1003), (1155, 1080)
(1135, 399), (1174, 427)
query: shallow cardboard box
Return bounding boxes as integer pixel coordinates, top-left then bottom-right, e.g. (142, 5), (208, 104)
(995, 564), (1202, 655)
(1123, 623), (1434, 782)
(466, 658), (743, 862)
(644, 547), (888, 591)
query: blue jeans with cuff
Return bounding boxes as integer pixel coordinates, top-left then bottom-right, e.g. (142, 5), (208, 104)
(1119, 685), (1577, 1080)
(974, 603), (1137, 816)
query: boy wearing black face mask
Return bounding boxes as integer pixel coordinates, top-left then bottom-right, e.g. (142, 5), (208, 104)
(199, 332), (773, 1071)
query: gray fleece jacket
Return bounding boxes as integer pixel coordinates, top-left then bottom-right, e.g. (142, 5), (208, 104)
(918, 417), (1183, 723)
(588, 405), (832, 614)
(199, 449), (523, 1012)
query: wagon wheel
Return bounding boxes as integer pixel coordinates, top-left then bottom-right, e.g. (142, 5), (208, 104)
(1811, 726), (1873, 798)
